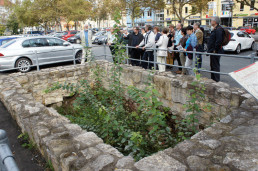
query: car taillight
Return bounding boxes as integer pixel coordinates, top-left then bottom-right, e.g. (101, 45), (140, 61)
(0, 53), (4, 56)
(230, 39), (236, 41)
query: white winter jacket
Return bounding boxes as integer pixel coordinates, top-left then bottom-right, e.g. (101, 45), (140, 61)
(156, 34), (168, 56)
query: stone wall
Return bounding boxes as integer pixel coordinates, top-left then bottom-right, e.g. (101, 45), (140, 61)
(0, 61), (257, 170)
(12, 60), (249, 124)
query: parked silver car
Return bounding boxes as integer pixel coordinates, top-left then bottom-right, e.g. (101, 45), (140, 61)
(0, 37), (83, 72)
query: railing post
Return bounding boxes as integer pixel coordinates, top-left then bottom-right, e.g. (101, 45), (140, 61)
(104, 43), (106, 60)
(126, 44), (129, 65)
(154, 47), (157, 70)
(250, 52), (255, 64)
(35, 50), (40, 71)
(73, 46), (76, 65)
(192, 48), (196, 75)
(0, 130), (19, 171)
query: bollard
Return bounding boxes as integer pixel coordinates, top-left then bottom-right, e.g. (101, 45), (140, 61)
(126, 44), (129, 65)
(192, 48), (196, 75)
(250, 52), (255, 64)
(0, 130), (19, 171)
(104, 43), (107, 60)
(35, 51), (40, 71)
(154, 48), (157, 70)
(73, 47), (76, 65)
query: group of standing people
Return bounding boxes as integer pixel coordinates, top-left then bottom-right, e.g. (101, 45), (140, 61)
(81, 16), (224, 82)
(122, 16), (224, 82)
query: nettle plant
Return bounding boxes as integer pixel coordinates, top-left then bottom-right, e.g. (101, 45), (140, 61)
(46, 10), (211, 161)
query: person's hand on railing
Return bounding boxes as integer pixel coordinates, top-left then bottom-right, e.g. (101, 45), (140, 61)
(136, 45), (139, 49)
(142, 47), (145, 50)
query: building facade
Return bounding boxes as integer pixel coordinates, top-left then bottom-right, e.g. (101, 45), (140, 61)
(126, 8), (164, 27)
(164, 0), (258, 27)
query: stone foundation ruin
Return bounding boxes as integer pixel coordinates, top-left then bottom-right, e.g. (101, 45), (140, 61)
(0, 60), (257, 170)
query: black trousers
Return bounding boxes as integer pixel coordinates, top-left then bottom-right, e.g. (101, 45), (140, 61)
(210, 55), (221, 82)
(130, 49), (141, 66)
(142, 51), (154, 69)
(173, 46), (182, 71)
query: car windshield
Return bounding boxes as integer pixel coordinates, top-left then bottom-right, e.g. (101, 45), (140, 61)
(1, 39), (13, 45)
(75, 32), (80, 36)
(230, 33), (234, 37)
(1, 40), (16, 48)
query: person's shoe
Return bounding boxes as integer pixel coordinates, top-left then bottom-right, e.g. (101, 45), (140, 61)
(175, 70), (182, 74)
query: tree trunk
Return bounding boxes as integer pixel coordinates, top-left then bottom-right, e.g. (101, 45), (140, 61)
(44, 22), (47, 35)
(66, 21), (69, 31)
(74, 21), (77, 30)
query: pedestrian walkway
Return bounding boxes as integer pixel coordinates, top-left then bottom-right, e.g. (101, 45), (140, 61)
(0, 102), (44, 171)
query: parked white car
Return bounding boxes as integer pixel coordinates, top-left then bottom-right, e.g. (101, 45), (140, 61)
(223, 31), (255, 54)
(0, 37), (83, 72)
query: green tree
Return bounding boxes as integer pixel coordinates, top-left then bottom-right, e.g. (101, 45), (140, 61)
(168, 0), (211, 24)
(191, 0), (211, 20)
(58, 0), (92, 30)
(6, 13), (19, 34)
(0, 24), (6, 35)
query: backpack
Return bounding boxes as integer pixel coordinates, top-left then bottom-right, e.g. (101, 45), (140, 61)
(222, 29), (231, 46)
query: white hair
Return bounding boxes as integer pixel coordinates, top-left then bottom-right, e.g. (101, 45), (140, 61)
(211, 16), (220, 24)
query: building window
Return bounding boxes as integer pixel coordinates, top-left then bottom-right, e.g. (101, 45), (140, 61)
(240, 1), (244, 11)
(148, 10), (152, 17)
(167, 9), (169, 15)
(185, 7), (188, 14)
(142, 12), (144, 18)
(250, 0), (255, 10)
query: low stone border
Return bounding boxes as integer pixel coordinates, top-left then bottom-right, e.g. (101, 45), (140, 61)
(10, 61), (250, 125)
(0, 62), (257, 170)
(0, 75), (136, 171)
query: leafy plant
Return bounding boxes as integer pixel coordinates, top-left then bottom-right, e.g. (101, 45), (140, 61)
(46, 9), (212, 161)
(45, 160), (54, 171)
(18, 133), (36, 150)
(174, 73), (211, 141)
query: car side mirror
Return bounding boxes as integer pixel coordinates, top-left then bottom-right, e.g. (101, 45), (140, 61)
(63, 42), (70, 46)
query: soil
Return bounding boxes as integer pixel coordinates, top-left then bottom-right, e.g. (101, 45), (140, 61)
(0, 101), (48, 171)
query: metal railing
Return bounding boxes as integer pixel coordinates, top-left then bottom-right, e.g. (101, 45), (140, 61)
(0, 44), (257, 76)
(0, 130), (19, 171)
(101, 44), (258, 76)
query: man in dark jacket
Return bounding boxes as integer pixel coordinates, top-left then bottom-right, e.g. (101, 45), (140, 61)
(208, 16), (224, 82)
(125, 27), (144, 66)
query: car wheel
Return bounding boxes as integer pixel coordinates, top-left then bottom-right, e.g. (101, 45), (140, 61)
(251, 42), (256, 51)
(76, 39), (81, 44)
(236, 44), (241, 54)
(15, 58), (32, 73)
(75, 51), (82, 64)
(98, 43), (101, 45)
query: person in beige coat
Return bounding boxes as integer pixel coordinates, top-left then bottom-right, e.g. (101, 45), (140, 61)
(156, 28), (169, 72)
(80, 24), (92, 63)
